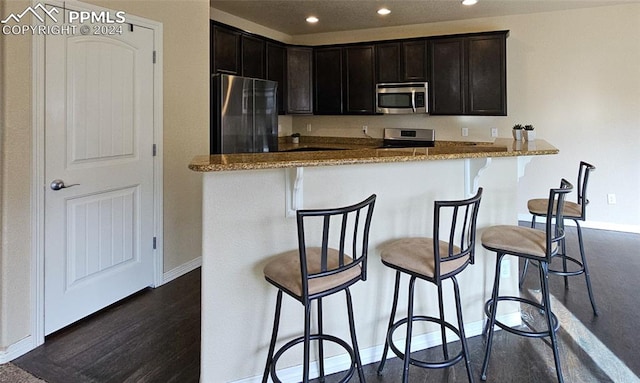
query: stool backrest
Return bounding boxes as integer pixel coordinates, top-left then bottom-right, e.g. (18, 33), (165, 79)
(433, 188), (483, 280)
(577, 161), (596, 219)
(546, 179), (573, 261)
(296, 194), (376, 299)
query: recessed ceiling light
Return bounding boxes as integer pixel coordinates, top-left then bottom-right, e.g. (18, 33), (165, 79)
(462, 0), (478, 5)
(377, 8), (391, 15)
(306, 16), (319, 23)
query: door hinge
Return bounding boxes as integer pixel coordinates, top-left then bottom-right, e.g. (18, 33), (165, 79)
(152, 144), (157, 156)
(153, 51), (156, 64)
(153, 237), (157, 249)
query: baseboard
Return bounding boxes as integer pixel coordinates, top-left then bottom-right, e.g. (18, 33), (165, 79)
(232, 312), (522, 383)
(517, 214), (640, 234)
(161, 257), (202, 285)
(0, 336), (37, 363)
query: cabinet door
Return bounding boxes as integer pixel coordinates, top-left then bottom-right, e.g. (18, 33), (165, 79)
(402, 40), (427, 82)
(314, 47), (343, 115)
(429, 38), (465, 115)
(211, 24), (240, 75)
(266, 42), (287, 115)
(241, 35), (265, 78)
(287, 47), (313, 114)
(376, 42), (401, 83)
(344, 45), (375, 114)
(467, 35), (506, 115)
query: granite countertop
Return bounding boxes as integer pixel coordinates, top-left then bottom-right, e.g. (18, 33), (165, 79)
(189, 137), (558, 172)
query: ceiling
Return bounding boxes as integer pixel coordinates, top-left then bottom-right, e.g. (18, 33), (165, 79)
(210, 0), (634, 35)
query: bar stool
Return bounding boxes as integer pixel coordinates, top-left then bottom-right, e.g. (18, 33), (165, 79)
(520, 161), (598, 315)
(480, 179), (573, 383)
(262, 194), (376, 383)
(377, 188), (483, 383)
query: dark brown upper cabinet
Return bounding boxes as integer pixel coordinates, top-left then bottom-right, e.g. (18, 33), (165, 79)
(467, 34), (507, 115)
(314, 47), (343, 115)
(241, 35), (265, 79)
(287, 47), (313, 114)
(266, 42), (287, 115)
(402, 40), (427, 82)
(211, 23), (240, 75)
(376, 42), (401, 83)
(376, 40), (427, 83)
(429, 31), (507, 115)
(344, 45), (375, 114)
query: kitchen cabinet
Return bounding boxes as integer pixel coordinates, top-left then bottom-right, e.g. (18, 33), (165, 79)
(211, 23), (240, 75)
(314, 47), (343, 115)
(241, 35), (265, 79)
(344, 45), (375, 114)
(402, 40), (428, 82)
(266, 42), (287, 115)
(287, 47), (313, 114)
(376, 40), (427, 83)
(376, 42), (401, 83)
(429, 31), (507, 115)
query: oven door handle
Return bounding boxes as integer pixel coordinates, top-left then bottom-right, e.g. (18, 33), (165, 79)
(411, 90), (416, 113)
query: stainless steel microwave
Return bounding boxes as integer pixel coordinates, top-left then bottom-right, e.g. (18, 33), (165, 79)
(376, 82), (428, 114)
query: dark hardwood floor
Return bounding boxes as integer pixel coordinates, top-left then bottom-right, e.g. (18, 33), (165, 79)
(14, 226), (640, 382)
(15, 270), (201, 383)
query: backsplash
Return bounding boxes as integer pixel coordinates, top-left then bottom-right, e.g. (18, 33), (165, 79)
(289, 114), (511, 142)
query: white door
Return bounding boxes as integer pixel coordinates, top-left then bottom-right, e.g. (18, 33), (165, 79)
(44, 8), (156, 335)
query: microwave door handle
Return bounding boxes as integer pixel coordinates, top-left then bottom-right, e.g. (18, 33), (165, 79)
(411, 90), (416, 113)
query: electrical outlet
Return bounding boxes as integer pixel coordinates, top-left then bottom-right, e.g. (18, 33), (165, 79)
(461, 127), (469, 137)
(491, 127), (498, 137)
(306, 123), (312, 132)
(500, 259), (511, 278)
(607, 193), (617, 205)
(362, 125), (368, 134)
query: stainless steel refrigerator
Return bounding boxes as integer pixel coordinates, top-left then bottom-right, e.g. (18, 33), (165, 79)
(210, 74), (278, 154)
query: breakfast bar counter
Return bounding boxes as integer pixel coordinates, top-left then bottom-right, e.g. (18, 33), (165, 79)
(193, 138), (558, 382)
(189, 138), (557, 172)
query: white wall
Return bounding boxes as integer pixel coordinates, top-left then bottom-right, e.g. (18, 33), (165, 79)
(213, 4), (640, 231)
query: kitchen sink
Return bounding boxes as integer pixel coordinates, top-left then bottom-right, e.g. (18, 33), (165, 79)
(281, 147), (347, 152)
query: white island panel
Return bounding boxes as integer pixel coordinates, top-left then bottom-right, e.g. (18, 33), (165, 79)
(201, 158), (522, 382)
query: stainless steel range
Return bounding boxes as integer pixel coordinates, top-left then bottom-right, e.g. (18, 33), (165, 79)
(381, 128), (435, 148)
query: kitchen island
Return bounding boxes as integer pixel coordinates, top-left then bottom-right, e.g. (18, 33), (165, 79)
(191, 138), (558, 382)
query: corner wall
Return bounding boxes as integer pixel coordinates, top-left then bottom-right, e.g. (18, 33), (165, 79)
(0, 0), (209, 353)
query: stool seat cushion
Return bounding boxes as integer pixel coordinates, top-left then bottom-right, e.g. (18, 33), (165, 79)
(528, 198), (582, 219)
(481, 225), (556, 258)
(380, 238), (466, 278)
(263, 247), (361, 298)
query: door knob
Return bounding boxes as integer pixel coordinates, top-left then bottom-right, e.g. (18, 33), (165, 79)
(50, 179), (80, 191)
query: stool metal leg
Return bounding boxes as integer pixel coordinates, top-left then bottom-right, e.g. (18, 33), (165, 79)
(539, 261), (564, 383)
(317, 298), (325, 382)
(263, 290), (283, 383)
(402, 276), (418, 383)
(575, 220), (599, 315)
(452, 276), (475, 383)
(561, 237), (569, 290)
(303, 302), (312, 383)
(481, 252), (505, 381)
(437, 284), (449, 360)
(378, 271), (402, 375)
(519, 216), (537, 288)
(345, 288), (365, 382)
